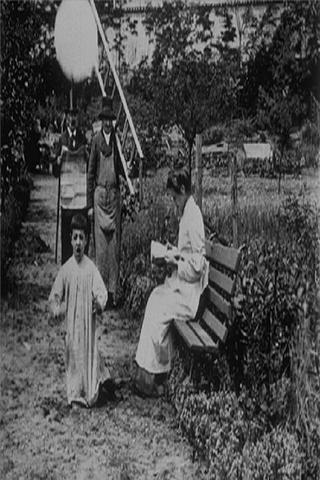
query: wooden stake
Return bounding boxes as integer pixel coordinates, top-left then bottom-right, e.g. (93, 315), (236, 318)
(231, 151), (238, 248)
(69, 86), (73, 110)
(55, 170), (61, 263)
(195, 133), (203, 211)
(139, 157), (143, 204)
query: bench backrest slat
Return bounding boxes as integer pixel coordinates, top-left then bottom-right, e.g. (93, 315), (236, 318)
(202, 308), (228, 343)
(202, 242), (242, 344)
(174, 241), (241, 352)
(190, 322), (218, 352)
(207, 285), (232, 321)
(205, 241), (241, 273)
(209, 266), (236, 298)
(174, 319), (205, 351)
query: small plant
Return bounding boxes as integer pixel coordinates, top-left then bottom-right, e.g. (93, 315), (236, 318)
(242, 427), (303, 480)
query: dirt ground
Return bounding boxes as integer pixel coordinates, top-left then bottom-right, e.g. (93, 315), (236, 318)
(0, 175), (206, 480)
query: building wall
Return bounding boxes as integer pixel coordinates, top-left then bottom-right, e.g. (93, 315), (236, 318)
(103, 0), (283, 72)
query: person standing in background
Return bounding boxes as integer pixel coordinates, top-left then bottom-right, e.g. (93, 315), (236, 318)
(87, 97), (125, 308)
(56, 108), (87, 162)
(25, 118), (42, 173)
(54, 108), (88, 264)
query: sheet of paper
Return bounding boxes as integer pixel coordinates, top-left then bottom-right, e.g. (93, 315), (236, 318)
(150, 240), (179, 263)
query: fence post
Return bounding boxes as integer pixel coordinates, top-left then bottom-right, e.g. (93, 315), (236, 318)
(231, 151), (238, 248)
(195, 133), (203, 211)
(69, 86), (73, 110)
(139, 156), (143, 204)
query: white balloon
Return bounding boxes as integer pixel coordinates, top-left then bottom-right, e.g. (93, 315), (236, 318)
(54, 0), (98, 82)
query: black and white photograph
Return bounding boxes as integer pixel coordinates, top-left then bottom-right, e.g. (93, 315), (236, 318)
(1, 0), (319, 478)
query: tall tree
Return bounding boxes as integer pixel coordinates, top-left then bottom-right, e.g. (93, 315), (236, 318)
(96, 0), (138, 80)
(130, 0), (237, 174)
(240, 1), (320, 118)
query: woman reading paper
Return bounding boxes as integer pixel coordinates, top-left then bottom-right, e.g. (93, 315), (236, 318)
(134, 167), (208, 397)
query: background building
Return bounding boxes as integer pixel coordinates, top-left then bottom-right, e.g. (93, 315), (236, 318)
(102, 0), (290, 72)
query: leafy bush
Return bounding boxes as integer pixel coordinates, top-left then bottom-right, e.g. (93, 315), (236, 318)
(1, 138), (27, 208)
(301, 121), (320, 149)
(229, 118), (256, 141)
(120, 172), (179, 318)
(1, 134), (32, 290)
(1, 193), (22, 280)
(202, 126), (225, 146)
(1, 181), (31, 290)
(242, 427), (303, 480)
(121, 252), (155, 319)
(230, 198), (317, 408)
(298, 142), (319, 169)
(169, 378), (303, 479)
(168, 195), (318, 477)
(140, 132), (169, 171)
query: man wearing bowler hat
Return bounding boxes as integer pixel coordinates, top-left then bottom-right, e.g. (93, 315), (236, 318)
(54, 107), (88, 265)
(87, 97), (125, 308)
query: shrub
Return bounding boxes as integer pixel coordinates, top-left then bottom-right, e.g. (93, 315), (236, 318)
(169, 379), (303, 479)
(1, 134), (32, 290)
(202, 126), (225, 146)
(242, 427), (303, 480)
(1, 193), (22, 281)
(168, 194), (318, 477)
(229, 118), (256, 141)
(230, 198), (317, 412)
(121, 252), (155, 319)
(301, 121), (320, 148)
(1, 181), (32, 290)
(120, 172), (179, 319)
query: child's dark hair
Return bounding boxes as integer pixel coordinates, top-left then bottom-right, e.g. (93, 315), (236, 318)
(70, 214), (88, 235)
(166, 167), (191, 194)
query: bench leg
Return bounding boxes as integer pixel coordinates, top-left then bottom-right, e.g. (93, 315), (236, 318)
(189, 355), (195, 380)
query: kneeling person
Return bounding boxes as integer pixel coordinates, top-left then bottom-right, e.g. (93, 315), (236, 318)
(49, 214), (110, 407)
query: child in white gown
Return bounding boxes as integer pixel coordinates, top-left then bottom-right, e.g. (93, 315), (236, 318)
(49, 214), (110, 407)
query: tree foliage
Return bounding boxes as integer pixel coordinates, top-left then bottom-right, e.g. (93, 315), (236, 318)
(0, 0), (60, 141)
(128, 0), (319, 170)
(241, 0), (320, 130)
(129, 0), (239, 171)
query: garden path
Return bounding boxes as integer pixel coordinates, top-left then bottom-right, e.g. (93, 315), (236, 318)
(0, 174), (206, 480)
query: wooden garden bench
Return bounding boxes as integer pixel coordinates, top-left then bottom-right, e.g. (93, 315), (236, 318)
(173, 240), (242, 354)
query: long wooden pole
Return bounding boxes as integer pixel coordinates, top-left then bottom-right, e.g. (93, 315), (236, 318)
(69, 87), (73, 110)
(195, 133), (203, 211)
(55, 171), (61, 263)
(139, 157), (143, 205)
(231, 150), (238, 248)
(89, 0), (143, 160)
(55, 87), (74, 263)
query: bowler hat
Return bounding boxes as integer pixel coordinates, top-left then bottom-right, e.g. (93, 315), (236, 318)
(98, 96), (116, 120)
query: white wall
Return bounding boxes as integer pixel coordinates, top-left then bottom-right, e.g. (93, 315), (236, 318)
(103, 1), (280, 75)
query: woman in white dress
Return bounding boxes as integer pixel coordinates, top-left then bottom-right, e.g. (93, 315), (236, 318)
(134, 167), (208, 396)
